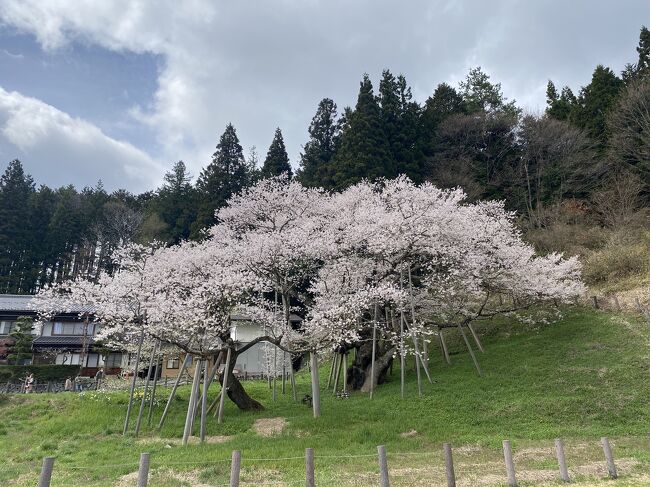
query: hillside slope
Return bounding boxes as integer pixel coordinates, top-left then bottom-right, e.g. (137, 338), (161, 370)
(1, 308), (649, 486)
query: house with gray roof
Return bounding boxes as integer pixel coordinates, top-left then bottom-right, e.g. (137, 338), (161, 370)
(0, 294), (124, 375)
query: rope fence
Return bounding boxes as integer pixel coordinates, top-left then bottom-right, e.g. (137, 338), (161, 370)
(36, 435), (650, 487)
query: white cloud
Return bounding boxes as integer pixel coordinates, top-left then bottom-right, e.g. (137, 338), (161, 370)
(0, 86), (163, 190)
(0, 0), (647, 189)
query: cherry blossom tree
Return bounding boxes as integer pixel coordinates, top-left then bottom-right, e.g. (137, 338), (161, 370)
(35, 174), (584, 441)
(302, 177), (584, 394)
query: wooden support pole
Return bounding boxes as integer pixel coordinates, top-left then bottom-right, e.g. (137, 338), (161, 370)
(282, 352), (286, 394)
(555, 438), (569, 482)
(601, 437), (617, 479)
(467, 323), (484, 353)
(458, 324), (482, 376)
(230, 450), (241, 487)
(209, 390), (223, 417)
(192, 353), (224, 420)
(406, 266), (425, 392)
(422, 336), (429, 369)
(137, 452), (150, 487)
(135, 339), (158, 436)
(439, 327), (451, 365)
(377, 445), (390, 487)
(405, 318), (422, 396)
(592, 296), (599, 309)
(290, 362), (297, 402)
(332, 353), (342, 394)
(342, 351), (348, 393)
(370, 304), (378, 400)
(123, 327), (144, 435)
(218, 348), (232, 424)
(147, 341), (162, 426)
(310, 351), (321, 418)
(443, 443), (455, 487)
(38, 457), (55, 487)
(182, 358), (201, 446)
(327, 352), (336, 389)
(158, 354), (191, 430)
(272, 346), (277, 401)
(399, 310), (405, 399)
(503, 440), (517, 487)
(305, 448), (315, 487)
(200, 360), (209, 443)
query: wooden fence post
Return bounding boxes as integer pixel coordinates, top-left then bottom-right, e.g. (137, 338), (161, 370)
(38, 457), (55, 487)
(443, 443), (455, 487)
(230, 450), (241, 487)
(305, 448), (315, 487)
(377, 445), (390, 487)
(592, 296), (599, 309)
(502, 440), (517, 486)
(601, 437), (617, 479)
(555, 438), (569, 482)
(137, 452), (150, 487)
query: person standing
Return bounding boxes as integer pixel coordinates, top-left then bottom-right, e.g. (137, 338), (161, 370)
(64, 377), (73, 392)
(94, 368), (105, 389)
(25, 373), (34, 393)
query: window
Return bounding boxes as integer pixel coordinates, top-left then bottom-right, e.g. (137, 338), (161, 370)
(56, 353), (81, 365)
(0, 321), (14, 335)
(52, 322), (90, 336)
(166, 357), (180, 369)
(104, 353), (122, 368)
(85, 354), (99, 368)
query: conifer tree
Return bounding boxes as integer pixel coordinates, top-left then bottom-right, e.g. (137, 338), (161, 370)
(420, 83), (465, 157)
(261, 128), (292, 178)
(460, 67), (519, 116)
(0, 160), (34, 293)
(623, 26), (650, 82)
(571, 65), (623, 147)
(191, 124), (251, 238)
(546, 81), (576, 121)
(330, 74), (392, 188)
(395, 74), (425, 180)
(297, 98), (339, 188)
(146, 161), (196, 244)
(7, 316), (34, 365)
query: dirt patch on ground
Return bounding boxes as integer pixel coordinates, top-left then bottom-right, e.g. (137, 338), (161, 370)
(400, 429), (418, 438)
(253, 417), (287, 437)
(137, 435), (231, 446)
(116, 468), (214, 487)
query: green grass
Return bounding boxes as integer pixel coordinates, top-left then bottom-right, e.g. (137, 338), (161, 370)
(1, 308), (650, 486)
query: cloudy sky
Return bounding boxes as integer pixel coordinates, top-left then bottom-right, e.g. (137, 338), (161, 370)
(0, 1), (647, 192)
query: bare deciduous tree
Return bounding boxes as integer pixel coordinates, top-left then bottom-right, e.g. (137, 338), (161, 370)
(608, 77), (650, 182)
(518, 114), (595, 227)
(591, 168), (645, 228)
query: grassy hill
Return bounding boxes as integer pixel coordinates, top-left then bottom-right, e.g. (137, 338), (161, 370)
(1, 308), (650, 486)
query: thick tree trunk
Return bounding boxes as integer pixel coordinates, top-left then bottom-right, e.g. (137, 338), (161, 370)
(348, 338), (394, 392)
(220, 370), (264, 411)
(218, 346), (264, 412)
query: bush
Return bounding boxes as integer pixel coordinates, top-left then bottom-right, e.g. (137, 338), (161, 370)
(0, 365), (81, 382)
(583, 232), (650, 285)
